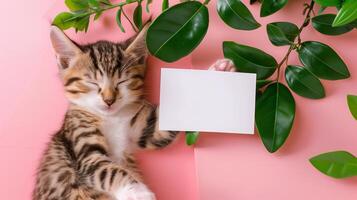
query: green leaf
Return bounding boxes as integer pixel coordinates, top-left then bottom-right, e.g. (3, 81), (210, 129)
(285, 65), (325, 99)
(217, 0), (261, 30)
(333, 0), (357, 27)
(94, 11), (103, 20)
(65, 0), (89, 11)
(147, 1), (209, 62)
(88, 0), (100, 8)
(186, 131), (199, 145)
(257, 80), (272, 89)
(75, 15), (90, 32)
(347, 95), (357, 120)
(116, 8), (125, 33)
(298, 41), (350, 80)
(133, 3), (143, 30)
(146, 0), (153, 12)
(162, 0), (169, 11)
(312, 14), (354, 35)
(223, 41), (277, 79)
(310, 151), (357, 178)
(52, 12), (77, 30)
(250, 0), (259, 4)
(318, 6), (327, 14)
(260, 0), (288, 17)
(256, 83), (295, 153)
(314, 0), (341, 7)
(266, 22), (299, 46)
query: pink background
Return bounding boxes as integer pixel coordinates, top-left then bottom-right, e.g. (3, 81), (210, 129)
(0, 0), (356, 199)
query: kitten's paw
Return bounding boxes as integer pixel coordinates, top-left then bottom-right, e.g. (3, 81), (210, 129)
(208, 59), (235, 72)
(115, 183), (156, 200)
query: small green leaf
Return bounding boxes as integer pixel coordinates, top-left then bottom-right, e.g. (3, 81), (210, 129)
(267, 22), (299, 46)
(217, 0), (261, 30)
(186, 131), (199, 145)
(256, 83), (295, 153)
(333, 0), (357, 27)
(313, 0), (341, 7)
(65, 0), (89, 11)
(285, 65), (325, 99)
(147, 1), (209, 62)
(116, 8), (125, 32)
(162, 0), (169, 11)
(52, 12), (77, 30)
(133, 3), (143, 30)
(260, 0), (288, 17)
(312, 14), (354, 35)
(75, 15), (90, 32)
(310, 151), (357, 179)
(318, 6), (327, 14)
(88, 0), (100, 8)
(256, 80), (272, 89)
(94, 11), (103, 20)
(347, 95), (357, 120)
(298, 41), (350, 80)
(223, 41), (277, 79)
(146, 0), (153, 12)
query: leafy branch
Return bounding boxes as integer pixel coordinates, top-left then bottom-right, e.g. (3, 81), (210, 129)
(53, 0), (357, 150)
(274, 0), (315, 82)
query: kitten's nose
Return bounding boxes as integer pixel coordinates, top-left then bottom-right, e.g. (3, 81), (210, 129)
(104, 98), (115, 106)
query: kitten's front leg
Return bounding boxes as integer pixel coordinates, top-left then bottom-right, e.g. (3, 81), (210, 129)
(130, 102), (179, 149)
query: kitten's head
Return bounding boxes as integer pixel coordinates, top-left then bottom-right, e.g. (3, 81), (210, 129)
(50, 25), (149, 116)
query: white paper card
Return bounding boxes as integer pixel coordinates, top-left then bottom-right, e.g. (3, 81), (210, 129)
(159, 68), (256, 134)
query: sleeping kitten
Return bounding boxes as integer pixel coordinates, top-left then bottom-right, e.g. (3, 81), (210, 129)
(33, 24), (178, 200)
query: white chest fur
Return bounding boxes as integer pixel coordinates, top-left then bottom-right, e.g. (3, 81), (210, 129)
(100, 115), (134, 162)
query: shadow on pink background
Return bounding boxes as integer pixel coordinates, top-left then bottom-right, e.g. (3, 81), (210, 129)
(0, 0), (356, 199)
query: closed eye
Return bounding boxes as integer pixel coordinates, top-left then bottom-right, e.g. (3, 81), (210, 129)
(87, 81), (99, 87)
(116, 79), (129, 87)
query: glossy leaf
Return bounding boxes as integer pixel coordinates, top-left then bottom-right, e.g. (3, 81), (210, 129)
(88, 0), (100, 8)
(347, 95), (357, 120)
(52, 12), (77, 30)
(223, 41), (277, 79)
(217, 0), (261, 30)
(75, 15), (90, 32)
(162, 0), (169, 11)
(333, 0), (357, 27)
(260, 0), (288, 17)
(257, 80), (272, 89)
(94, 11), (103, 20)
(310, 151), (357, 179)
(298, 41), (350, 80)
(116, 8), (125, 32)
(65, 0), (88, 11)
(285, 65), (325, 99)
(256, 83), (295, 153)
(313, 0), (341, 7)
(147, 1), (209, 62)
(133, 3), (143, 30)
(186, 131), (199, 145)
(312, 14), (353, 35)
(267, 22), (299, 46)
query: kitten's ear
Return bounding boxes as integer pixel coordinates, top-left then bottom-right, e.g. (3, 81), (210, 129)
(50, 26), (82, 69)
(124, 23), (150, 59)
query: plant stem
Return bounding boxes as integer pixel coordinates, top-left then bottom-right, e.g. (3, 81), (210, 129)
(275, 0), (315, 82)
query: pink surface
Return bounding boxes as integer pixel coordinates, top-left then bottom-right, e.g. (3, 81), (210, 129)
(1, 0), (357, 200)
(193, 1), (357, 200)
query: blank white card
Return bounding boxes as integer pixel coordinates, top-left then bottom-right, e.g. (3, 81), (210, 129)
(159, 68), (256, 134)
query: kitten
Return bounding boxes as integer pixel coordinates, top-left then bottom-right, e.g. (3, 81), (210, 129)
(33, 24), (178, 200)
